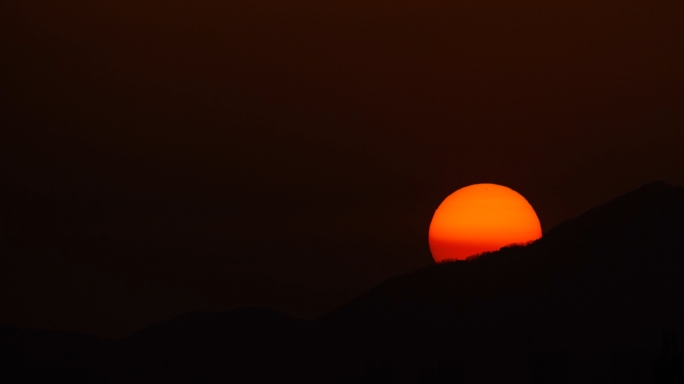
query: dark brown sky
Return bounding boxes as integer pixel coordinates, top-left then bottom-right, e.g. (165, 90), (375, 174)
(1, 0), (684, 336)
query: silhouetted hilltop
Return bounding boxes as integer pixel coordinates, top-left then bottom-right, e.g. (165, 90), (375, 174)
(127, 307), (307, 343)
(316, 181), (684, 382)
(122, 307), (311, 360)
(117, 308), (316, 383)
(543, 180), (684, 250)
(0, 325), (115, 383)
(3, 181), (684, 383)
(325, 181), (684, 321)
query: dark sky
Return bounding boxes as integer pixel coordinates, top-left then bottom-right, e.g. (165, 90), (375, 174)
(1, 0), (684, 337)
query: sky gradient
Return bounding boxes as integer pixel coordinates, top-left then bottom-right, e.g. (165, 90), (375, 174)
(1, 0), (684, 336)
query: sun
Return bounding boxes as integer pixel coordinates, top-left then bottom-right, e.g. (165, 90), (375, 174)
(428, 183), (542, 262)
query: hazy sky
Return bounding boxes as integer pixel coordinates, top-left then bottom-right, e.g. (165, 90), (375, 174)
(1, 0), (684, 336)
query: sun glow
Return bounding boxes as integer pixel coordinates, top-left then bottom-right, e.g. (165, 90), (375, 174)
(428, 184), (542, 262)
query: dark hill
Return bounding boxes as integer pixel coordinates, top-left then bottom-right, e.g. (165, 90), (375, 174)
(118, 308), (315, 383)
(3, 181), (684, 383)
(319, 181), (684, 382)
(325, 181), (684, 320)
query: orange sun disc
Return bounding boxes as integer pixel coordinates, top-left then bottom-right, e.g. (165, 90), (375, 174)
(428, 183), (542, 262)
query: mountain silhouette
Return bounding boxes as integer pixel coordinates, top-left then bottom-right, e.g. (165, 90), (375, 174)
(3, 181), (684, 383)
(318, 181), (684, 382)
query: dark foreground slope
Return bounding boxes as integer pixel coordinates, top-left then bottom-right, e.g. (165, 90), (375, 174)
(3, 182), (684, 383)
(320, 181), (684, 383)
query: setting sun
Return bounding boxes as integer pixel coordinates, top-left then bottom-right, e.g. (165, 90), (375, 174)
(429, 184), (542, 262)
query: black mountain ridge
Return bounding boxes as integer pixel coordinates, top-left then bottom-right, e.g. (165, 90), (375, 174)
(3, 181), (684, 383)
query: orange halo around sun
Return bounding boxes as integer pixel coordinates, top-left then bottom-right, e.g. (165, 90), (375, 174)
(428, 183), (542, 262)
